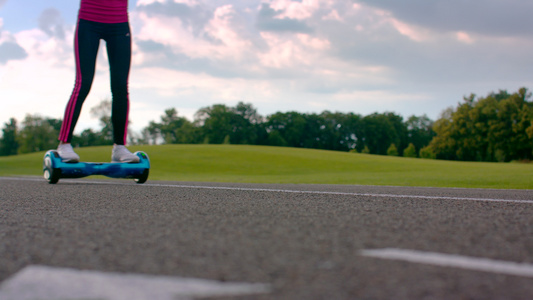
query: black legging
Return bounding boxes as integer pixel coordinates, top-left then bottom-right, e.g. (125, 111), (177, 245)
(59, 19), (131, 145)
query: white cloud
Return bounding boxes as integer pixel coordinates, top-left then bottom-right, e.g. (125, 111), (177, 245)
(141, 0), (528, 122)
(15, 28), (73, 67)
(267, 0), (319, 20)
(456, 31), (474, 44)
(322, 9), (342, 22)
(204, 5), (255, 59)
(1, 0), (533, 136)
(136, 0), (166, 5)
(388, 18), (430, 42)
(258, 32), (309, 68)
(0, 25), (129, 132)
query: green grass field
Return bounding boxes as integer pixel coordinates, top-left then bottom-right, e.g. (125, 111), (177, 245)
(1, 144), (532, 189)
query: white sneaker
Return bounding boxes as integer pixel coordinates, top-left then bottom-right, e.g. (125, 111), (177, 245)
(112, 145), (140, 163)
(57, 143), (80, 163)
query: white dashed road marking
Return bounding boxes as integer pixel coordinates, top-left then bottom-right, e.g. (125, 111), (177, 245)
(360, 248), (533, 278)
(0, 265), (271, 300)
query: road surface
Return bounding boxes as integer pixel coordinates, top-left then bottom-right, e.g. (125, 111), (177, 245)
(1, 177), (532, 299)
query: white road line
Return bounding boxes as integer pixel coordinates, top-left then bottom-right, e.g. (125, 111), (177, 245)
(2, 177), (533, 204)
(147, 183), (533, 204)
(360, 248), (533, 278)
(0, 265), (270, 300)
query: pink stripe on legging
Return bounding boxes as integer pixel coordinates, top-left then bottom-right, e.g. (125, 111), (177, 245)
(59, 21), (82, 142)
(123, 97), (129, 145)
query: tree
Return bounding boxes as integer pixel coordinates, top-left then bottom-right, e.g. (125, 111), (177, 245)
(387, 143), (399, 156)
(361, 113), (400, 155)
(406, 114), (435, 155)
(265, 111), (308, 148)
(235, 102), (263, 125)
(159, 108), (193, 144)
(385, 112), (408, 156)
(429, 107), (456, 160)
(403, 143), (417, 158)
(230, 102), (264, 145)
(90, 99), (113, 145)
(451, 94), (483, 161)
(174, 121), (201, 144)
(0, 118), (19, 156)
(195, 104), (236, 144)
(143, 121), (162, 145)
(318, 111), (362, 151)
(72, 128), (101, 147)
(419, 145), (436, 159)
(17, 115), (59, 154)
(490, 88), (533, 161)
(194, 102), (264, 145)
(266, 130), (288, 146)
(429, 88), (533, 162)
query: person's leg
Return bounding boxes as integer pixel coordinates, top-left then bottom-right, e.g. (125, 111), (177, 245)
(105, 23), (139, 163)
(58, 19), (101, 144)
(57, 20), (101, 162)
(105, 22), (131, 146)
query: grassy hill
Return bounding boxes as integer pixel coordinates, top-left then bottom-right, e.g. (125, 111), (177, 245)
(1, 144), (532, 189)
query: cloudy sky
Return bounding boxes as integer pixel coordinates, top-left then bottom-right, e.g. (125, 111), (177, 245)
(1, 0), (532, 134)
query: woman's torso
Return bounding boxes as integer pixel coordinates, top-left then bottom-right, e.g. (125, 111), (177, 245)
(78, 0), (128, 23)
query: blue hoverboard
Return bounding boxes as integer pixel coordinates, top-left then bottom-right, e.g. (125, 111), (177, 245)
(43, 150), (150, 184)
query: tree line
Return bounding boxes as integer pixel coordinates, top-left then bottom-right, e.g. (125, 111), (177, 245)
(0, 101), (116, 156)
(1, 87), (531, 162)
(141, 103), (435, 157)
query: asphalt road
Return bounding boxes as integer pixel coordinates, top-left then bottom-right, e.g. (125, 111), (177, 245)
(1, 177), (533, 299)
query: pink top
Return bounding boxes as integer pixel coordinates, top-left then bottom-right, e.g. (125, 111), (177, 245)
(78, 0), (128, 23)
